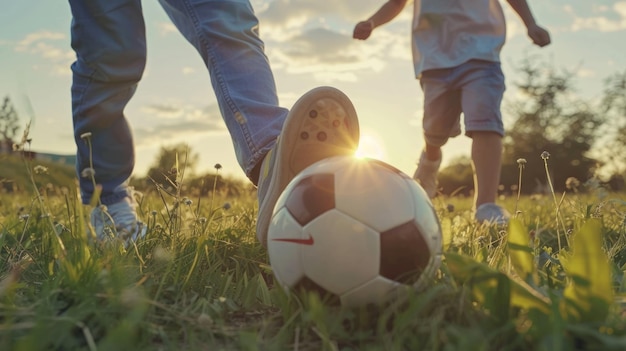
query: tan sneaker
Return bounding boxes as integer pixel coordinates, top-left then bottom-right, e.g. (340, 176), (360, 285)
(256, 86), (360, 247)
(413, 151), (441, 199)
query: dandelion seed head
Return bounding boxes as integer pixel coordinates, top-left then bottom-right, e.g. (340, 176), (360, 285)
(197, 313), (213, 326)
(541, 151), (550, 160)
(151, 210), (158, 216)
(81, 168), (96, 178)
(214, 163), (222, 170)
(565, 177), (580, 190)
(153, 246), (173, 262)
(184, 198), (193, 206)
(199, 217), (207, 224)
(19, 214), (30, 221)
(120, 287), (142, 307)
(33, 165), (48, 174)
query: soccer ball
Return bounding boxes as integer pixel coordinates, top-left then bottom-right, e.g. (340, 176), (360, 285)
(267, 156), (443, 307)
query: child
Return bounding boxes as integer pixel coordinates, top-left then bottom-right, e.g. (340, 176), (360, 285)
(354, 0), (550, 224)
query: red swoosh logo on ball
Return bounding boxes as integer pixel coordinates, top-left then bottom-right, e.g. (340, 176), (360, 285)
(272, 234), (314, 245)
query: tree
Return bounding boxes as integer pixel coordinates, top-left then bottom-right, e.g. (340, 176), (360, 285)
(437, 155), (474, 197)
(0, 96), (20, 153)
(594, 70), (626, 180)
(500, 58), (601, 193)
(145, 143), (199, 189)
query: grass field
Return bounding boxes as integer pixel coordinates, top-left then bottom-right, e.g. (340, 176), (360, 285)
(1, 157), (625, 351)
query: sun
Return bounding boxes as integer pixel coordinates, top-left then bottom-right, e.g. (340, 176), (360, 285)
(355, 132), (386, 161)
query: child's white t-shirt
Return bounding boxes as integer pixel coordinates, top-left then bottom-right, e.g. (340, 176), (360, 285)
(412, 0), (506, 77)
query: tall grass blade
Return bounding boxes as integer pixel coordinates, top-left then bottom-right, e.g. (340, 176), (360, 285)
(561, 219), (613, 322)
(508, 219), (535, 282)
(446, 252), (550, 314)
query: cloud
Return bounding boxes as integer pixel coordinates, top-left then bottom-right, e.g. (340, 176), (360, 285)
(182, 66), (196, 75)
(567, 1), (626, 32)
(134, 102), (226, 146)
(157, 22), (178, 36)
(258, 0), (382, 28)
(15, 31), (65, 49)
(257, 1), (412, 82)
(14, 30), (73, 76)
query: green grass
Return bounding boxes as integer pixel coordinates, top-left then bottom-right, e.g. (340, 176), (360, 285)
(1, 160), (625, 350)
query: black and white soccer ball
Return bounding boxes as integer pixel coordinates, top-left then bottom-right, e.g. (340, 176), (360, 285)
(267, 156), (443, 307)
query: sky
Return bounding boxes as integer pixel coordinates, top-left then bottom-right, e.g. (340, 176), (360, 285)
(1, 0), (625, 182)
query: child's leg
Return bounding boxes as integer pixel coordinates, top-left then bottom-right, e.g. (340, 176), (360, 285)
(471, 131), (502, 207)
(458, 60), (508, 222)
(415, 68), (462, 197)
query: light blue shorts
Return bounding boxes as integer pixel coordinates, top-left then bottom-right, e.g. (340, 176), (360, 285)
(419, 59), (505, 147)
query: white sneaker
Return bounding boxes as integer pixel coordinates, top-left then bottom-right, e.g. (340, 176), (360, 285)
(90, 194), (147, 247)
(475, 203), (510, 226)
(413, 151), (441, 199)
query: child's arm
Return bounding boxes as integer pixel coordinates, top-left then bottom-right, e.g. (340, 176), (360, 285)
(353, 0), (408, 40)
(506, 0), (551, 47)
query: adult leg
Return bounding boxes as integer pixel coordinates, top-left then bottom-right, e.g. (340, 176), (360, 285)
(158, 0), (288, 184)
(70, 0), (147, 204)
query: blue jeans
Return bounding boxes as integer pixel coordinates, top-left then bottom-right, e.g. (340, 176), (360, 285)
(70, 0), (287, 205)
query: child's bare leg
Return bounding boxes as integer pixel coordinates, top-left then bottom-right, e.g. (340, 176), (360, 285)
(471, 131), (502, 207)
(424, 143), (442, 161)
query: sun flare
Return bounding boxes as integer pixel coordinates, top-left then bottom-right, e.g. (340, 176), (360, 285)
(355, 132), (386, 161)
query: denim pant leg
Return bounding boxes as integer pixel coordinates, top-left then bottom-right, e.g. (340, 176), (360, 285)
(70, 0), (147, 205)
(159, 0), (288, 183)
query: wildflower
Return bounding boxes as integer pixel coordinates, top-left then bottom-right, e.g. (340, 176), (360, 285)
(197, 314), (213, 326)
(81, 167), (96, 178)
(565, 177), (580, 190)
(120, 287), (142, 307)
(80, 132), (92, 140)
(516, 158), (527, 168)
(199, 217), (207, 224)
(33, 165), (48, 174)
(222, 202), (231, 210)
(541, 151), (550, 160)
(214, 163), (222, 170)
(153, 247), (173, 262)
(183, 197), (192, 206)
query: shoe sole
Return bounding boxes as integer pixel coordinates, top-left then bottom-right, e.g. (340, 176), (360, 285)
(257, 86), (360, 246)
